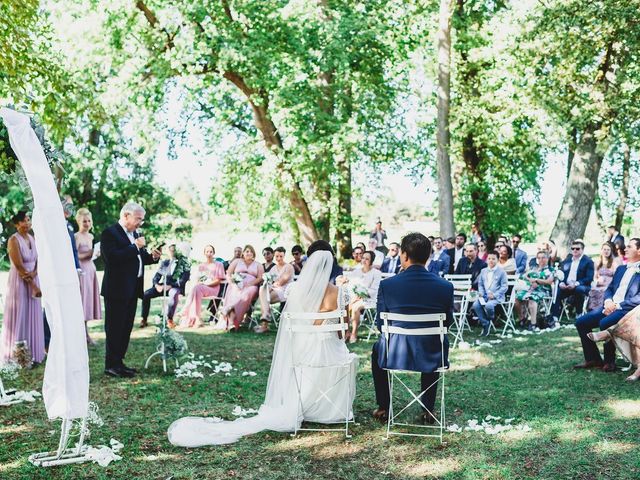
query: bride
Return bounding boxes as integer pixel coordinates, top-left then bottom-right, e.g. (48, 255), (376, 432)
(168, 240), (358, 446)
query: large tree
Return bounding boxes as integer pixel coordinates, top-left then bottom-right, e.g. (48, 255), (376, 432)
(521, 0), (640, 252)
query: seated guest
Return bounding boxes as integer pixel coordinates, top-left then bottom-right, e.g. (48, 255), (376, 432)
(349, 246), (364, 272)
(515, 251), (554, 330)
(472, 251), (508, 336)
(575, 238), (640, 371)
(345, 250), (382, 343)
(141, 244), (191, 329)
(454, 243), (487, 290)
(447, 233), (467, 274)
(290, 244), (305, 275)
(355, 241), (367, 251)
(589, 304), (640, 381)
(224, 246), (242, 271)
(371, 233), (453, 423)
(587, 242), (620, 311)
(511, 234), (528, 274)
(262, 247), (275, 273)
(497, 245), (517, 275)
(444, 237), (455, 251)
(547, 240), (560, 267)
(427, 237), (451, 277)
(368, 238), (385, 269)
(219, 245), (264, 331)
(381, 242), (401, 275)
(178, 245), (225, 328)
(547, 240), (595, 328)
(477, 240), (489, 262)
(255, 247), (295, 333)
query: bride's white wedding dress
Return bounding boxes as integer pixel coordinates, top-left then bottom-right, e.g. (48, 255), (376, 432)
(167, 250), (358, 446)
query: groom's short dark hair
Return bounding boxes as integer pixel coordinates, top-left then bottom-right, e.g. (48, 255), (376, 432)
(400, 232), (431, 264)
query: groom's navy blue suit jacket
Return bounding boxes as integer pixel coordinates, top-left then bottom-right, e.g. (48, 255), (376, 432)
(374, 264), (454, 372)
(605, 264), (640, 312)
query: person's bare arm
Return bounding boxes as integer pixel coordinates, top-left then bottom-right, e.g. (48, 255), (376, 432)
(8, 236), (29, 279)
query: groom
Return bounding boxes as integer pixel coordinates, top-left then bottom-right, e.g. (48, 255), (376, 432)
(371, 232), (454, 423)
(101, 202), (161, 378)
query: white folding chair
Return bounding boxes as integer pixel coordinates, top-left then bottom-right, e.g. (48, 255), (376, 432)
(498, 274), (519, 336)
(445, 275), (472, 347)
(380, 312), (448, 443)
(283, 309), (355, 438)
(360, 299), (379, 341)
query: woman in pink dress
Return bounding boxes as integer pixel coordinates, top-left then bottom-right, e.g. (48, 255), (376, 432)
(0, 211), (45, 364)
(587, 242), (620, 311)
(178, 245), (226, 328)
(219, 245), (264, 332)
(74, 208), (102, 345)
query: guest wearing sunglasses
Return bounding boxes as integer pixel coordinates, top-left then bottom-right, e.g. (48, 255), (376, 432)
(477, 241), (488, 262)
(547, 240), (594, 328)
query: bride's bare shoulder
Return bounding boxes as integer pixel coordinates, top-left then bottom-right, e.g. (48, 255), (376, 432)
(319, 283), (338, 312)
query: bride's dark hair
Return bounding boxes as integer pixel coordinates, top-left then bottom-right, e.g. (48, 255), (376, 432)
(306, 240), (342, 283)
(306, 240), (334, 257)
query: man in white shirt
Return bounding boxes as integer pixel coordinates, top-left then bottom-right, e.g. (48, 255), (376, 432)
(574, 238), (640, 371)
(446, 233), (466, 274)
(472, 252), (508, 337)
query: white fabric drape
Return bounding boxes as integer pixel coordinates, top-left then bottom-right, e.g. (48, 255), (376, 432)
(168, 250), (357, 446)
(0, 108), (89, 420)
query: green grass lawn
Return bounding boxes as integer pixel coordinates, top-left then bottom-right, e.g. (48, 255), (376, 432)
(1, 308), (640, 480)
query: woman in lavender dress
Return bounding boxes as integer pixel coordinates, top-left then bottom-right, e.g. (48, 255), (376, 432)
(218, 245), (264, 332)
(0, 211), (45, 364)
(74, 208), (102, 345)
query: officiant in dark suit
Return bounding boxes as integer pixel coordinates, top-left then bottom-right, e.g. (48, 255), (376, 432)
(371, 233), (454, 423)
(101, 202), (161, 378)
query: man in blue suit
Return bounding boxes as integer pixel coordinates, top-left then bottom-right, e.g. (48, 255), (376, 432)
(371, 233), (454, 423)
(574, 238), (640, 371)
(380, 242), (402, 275)
(547, 240), (594, 328)
(512, 234), (528, 274)
(472, 251), (508, 336)
(426, 236), (451, 277)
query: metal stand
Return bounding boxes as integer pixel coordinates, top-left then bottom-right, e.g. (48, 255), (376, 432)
(0, 377), (22, 406)
(29, 417), (91, 467)
(144, 272), (178, 373)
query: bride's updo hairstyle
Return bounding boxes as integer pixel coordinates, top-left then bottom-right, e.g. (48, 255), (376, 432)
(400, 232), (431, 265)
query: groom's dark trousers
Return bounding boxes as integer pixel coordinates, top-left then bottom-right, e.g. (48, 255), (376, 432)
(371, 265), (454, 414)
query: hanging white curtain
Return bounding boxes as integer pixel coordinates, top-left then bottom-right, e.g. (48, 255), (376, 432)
(0, 107), (89, 420)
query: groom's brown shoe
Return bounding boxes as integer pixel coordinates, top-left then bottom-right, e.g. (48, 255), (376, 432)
(573, 361), (604, 369)
(602, 363), (617, 372)
(372, 408), (388, 422)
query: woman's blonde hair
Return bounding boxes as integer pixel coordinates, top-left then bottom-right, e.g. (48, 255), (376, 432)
(75, 208), (92, 227)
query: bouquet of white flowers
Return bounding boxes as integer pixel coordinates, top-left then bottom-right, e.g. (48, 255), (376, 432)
(0, 361), (19, 381)
(554, 270), (565, 282)
(232, 272), (245, 288)
(262, 271), (277, 286)
(353, 284), (370, 299)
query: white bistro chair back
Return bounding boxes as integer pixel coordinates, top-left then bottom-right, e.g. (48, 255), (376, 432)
(499, 274), (519, 335)
(283, 309), (354, 438)
(380, 312), (448, 443)
(445, 274), (472, 347)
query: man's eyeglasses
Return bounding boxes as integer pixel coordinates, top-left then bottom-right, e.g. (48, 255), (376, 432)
(571, 247), (582, 251)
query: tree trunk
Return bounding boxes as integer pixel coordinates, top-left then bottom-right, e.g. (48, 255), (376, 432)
(462, 132), (488, 235)
(614, 143), (630, 231)
(335, 153), (352, 259)
(436, 0), (455, 238)
(550, 124), (604, 254)
(223, 71), (320, 244)
(566, 127), (577, 180)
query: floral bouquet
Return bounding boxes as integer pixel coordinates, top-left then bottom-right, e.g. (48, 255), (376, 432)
(13, 341), (32, 369)
(0, 361), (19, 381)
(262, 271), (277, 286)
(553, 270), (565, 282)
(157, 326), (189, 359)
(352, 284), (370, 299)
(232, 272), (245, 288)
